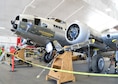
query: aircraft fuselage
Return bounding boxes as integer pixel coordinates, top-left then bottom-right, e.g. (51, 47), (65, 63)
(11, 14), (69, 46)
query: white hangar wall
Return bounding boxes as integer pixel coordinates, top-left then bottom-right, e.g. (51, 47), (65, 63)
(0, 36), (17, 49)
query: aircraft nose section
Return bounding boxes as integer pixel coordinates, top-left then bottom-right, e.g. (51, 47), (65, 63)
(10, 20), (18, 33)
(11, 20), (17, 29)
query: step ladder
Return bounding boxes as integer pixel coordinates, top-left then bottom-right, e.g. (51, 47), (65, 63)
(46, 40), (93, 84)
(46, 51), (75, 84)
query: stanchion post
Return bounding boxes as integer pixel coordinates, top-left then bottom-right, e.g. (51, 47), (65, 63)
(11, 55), (15, 72)
(10, 46), (16, 72)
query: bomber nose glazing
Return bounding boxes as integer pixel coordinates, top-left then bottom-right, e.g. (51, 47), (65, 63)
(11, 20), (18, 29)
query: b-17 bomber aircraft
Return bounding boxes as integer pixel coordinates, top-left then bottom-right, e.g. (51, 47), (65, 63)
(11, 14), (118, 73)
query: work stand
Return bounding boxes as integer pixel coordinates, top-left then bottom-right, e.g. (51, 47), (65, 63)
(10, 48), (32, 67)
(105, 55), (118, 74)
(105, 52), (118, 74)
(46, 51), (75, 84)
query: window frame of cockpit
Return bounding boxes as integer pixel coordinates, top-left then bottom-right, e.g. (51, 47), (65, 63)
(34, 18), (41, 26)
(18, 17), (34, 31)
(15, 16), (19, 20)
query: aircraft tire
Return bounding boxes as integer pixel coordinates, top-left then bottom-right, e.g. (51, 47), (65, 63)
(87, 56), (93, 72)
(91, 54), (105, 73)
(44, 53), (53, 63)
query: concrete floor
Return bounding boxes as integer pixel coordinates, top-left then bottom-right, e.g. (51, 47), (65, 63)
(0, 60), (118, 84)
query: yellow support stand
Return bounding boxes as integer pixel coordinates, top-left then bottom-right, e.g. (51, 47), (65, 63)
(15, 48), (25, 60)
(46, 51), (75, 84)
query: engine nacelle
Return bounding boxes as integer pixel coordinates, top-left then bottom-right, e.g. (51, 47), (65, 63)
(65, 21), (90, 44)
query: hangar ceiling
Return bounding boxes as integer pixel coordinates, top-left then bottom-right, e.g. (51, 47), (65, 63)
(0, 0), (32, 36)
(83, 0), (118, 21)
(1, 0), (118, 36)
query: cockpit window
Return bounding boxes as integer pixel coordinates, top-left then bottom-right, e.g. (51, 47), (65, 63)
(16, 16), (19, 20)
(34, 18), (40, 25)
(47, 17), (66, 24)
(55, 19), (62, 23)
(22, 18), (28, 22)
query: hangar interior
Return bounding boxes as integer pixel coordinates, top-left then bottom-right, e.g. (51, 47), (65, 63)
(0, 0), (118, 84)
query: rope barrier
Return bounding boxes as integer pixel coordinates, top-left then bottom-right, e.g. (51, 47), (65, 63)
(8, 53), (118, 77)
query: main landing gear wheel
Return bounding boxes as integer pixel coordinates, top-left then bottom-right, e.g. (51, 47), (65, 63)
(91, 55), (105, 73)
(44, 52), (53, 63)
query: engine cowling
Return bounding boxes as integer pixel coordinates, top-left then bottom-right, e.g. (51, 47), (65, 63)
(65, 21), (90, 44)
